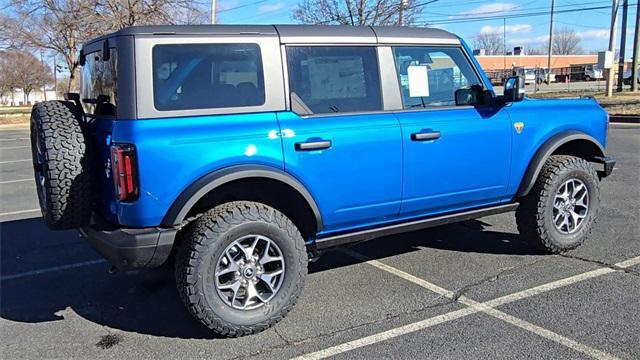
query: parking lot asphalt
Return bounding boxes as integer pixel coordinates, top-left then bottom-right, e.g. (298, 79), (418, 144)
(1, 124), (639, 359)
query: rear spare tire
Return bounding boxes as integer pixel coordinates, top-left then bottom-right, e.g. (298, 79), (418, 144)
(30, 101), (95, 230)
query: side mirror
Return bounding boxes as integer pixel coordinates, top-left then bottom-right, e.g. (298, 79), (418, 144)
(455, 88), (477, 106)
(455, 85), (489, 107)
(504, 76), (525, 102)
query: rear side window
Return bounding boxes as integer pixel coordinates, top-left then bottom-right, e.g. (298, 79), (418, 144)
(286, 46), (382, 115)
(152, 44), (265, 111)
(393, 47), (481, 108)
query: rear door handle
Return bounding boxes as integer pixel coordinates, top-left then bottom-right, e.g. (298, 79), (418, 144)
(295, 140), (332, 151)
(411, 131), (441, 141)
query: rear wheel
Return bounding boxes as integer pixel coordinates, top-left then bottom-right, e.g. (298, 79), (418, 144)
(30, 101), (95, 230)
(175, 201), (308, 337)
(516, 155), (600, 253)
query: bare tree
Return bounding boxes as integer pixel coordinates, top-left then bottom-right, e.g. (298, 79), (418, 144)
(526, 46), (548, 55)
(5, 0), (206, 92)
(0, 52), (14, 104)
(1, 50), (53, 104)
(292, 0), (424, 26)
(473, 32), (504, 55)
(553, 27), (583, 55)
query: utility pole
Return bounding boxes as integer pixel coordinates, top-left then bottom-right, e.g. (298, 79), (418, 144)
(503, 18), (507, 74)
(617, 0), (628, 92)
(40, 49), (47, 101)
(606, 0), (620, 97)
(398, 0), (408, 26)
(53, 55), (57, 100)
(632, 0), (639, 92)
(211, 0), (216, 24)
(546, 0), (555, 83)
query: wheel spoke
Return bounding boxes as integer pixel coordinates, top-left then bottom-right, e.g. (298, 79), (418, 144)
(241, 236), (260, 261)
(259, 269), (284, 291)
(215, 259), (239, 277)
(243, 282), (259, 308)
(554, 210), (564, 224)
(576, 190), (588, 208)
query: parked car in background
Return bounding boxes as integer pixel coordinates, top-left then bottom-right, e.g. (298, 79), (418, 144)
(30, 25), (615, 337)
(584, 64), (604, 81)
(623, 66), (639, 85)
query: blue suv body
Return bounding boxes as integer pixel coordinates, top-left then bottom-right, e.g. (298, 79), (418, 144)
(30, 25), (615, 336)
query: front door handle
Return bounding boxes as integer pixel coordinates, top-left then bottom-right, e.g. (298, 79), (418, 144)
(295, 140), (332, 151)
(411, 131), (441, 141)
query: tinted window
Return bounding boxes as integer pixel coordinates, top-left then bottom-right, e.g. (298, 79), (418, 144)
(152, 44), (265, 111)
(80, 49), (118, 117)
(393, 47), (481, 108)
(287, 46), (382, 114)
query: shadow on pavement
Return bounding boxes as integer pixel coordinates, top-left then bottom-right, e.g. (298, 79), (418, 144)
(1, 215), (538, 339)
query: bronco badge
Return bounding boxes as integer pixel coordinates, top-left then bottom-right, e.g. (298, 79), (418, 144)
(514, 122), (525, 134)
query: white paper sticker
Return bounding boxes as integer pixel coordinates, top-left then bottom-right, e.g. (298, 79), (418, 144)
(407, 65), (429, 98)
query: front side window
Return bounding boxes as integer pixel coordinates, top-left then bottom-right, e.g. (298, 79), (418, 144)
(286, 46), (382, 115)
(152, 44), (265, 111)
(393, 47), (481, 109)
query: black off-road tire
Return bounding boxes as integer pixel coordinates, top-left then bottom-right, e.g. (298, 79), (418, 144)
(174, 201), (308, 337)
(516, 155), (600, 253)
(30, 101), (95, 230)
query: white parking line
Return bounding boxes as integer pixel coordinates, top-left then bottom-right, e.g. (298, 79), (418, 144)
(0, 259), (107, 281)
(0, 146), (30, 150)
(0, 178), (32, 184)
(0, 209), (41, 217)
(0, 138), (29, 142)
(295, 250), (639, 360)
(0, 159), (31, 164)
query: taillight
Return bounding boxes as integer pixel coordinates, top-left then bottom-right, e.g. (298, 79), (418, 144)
(110, 144), (139, 202)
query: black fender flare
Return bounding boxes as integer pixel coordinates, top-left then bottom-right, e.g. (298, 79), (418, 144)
(516, 131), (605, 197)
(161, 165), (323, 231)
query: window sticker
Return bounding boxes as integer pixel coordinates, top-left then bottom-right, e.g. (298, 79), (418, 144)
(407, 65), (429, 97)
(306, 56), (366, 100)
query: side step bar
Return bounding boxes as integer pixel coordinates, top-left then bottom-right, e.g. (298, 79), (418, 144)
(315, 203), (519, 250)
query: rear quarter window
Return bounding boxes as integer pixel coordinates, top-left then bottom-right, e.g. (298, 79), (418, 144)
(152, 43), (265, 111)
(80, 49), (118, 117)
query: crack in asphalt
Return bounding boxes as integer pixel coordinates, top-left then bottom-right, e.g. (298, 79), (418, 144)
(560, 254), (640, 277)
(450, 258), (547, 302)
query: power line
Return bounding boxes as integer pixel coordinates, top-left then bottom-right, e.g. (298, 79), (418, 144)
(420, 4), (636, 26)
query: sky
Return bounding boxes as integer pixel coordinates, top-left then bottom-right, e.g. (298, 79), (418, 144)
(216, 0), (639, 58)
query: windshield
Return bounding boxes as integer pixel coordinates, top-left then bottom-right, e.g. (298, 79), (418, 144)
(80, 48), (118, 117)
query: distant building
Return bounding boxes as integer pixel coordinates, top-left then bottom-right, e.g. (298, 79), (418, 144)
(475, 54), (598, 71)
(0, 89), (58, 106)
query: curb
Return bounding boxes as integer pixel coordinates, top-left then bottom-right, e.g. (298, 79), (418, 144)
(610, 115), (640, 124)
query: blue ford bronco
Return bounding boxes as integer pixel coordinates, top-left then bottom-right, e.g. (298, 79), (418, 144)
(30, 25), (615, 336)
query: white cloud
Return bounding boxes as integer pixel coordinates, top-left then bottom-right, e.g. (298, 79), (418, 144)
(257, 2), (287, 14)
(576, 29), (609, 39)
(480, 24), (532, 35)
(461, 3), (518, 16)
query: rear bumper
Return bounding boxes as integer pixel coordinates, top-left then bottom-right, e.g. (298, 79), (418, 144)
(593, 156), (616, 178)
(79, 218), (177, 270)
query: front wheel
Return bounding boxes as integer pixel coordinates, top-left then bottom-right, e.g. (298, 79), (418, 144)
(516, 155), (600, 253)
(175, 201), (308, 337)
